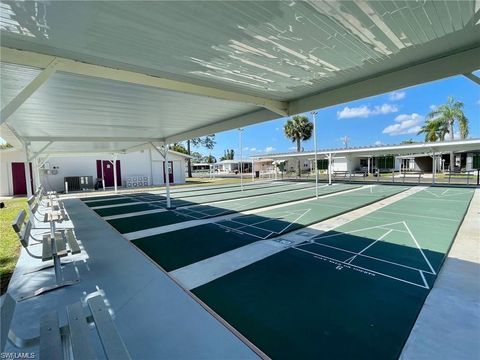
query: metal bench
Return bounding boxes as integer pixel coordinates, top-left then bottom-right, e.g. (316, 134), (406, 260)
(1, 293), (131, 359)
(333, 171), (348, 180)
(401, 171), (423, 184)
(12, 210), (81, 301)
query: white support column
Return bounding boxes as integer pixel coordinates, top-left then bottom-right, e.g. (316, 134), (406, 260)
(33, 157), (41, 191)
(252, 159), (255, 181)
(24, 144), (33, 197)
(112, 153), (118, 193)
(164, 147), (172, 208)
(239, 128), (244, 191)
(312, 111), (319, 198)
(432, 150), (436, 184)
(367, 157), (371, 174)
(328, 153), (332, 186)
(1, 59), (59, 125)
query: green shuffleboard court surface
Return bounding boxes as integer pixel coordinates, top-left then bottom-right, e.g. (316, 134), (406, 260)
(132, 185), (407, 272)
(94, 203), (161, 217)
(84, 197), (139, 207)
(192, 186), (474, 359)
(103, 182), (324, 230)
(89, 182), (315, 217)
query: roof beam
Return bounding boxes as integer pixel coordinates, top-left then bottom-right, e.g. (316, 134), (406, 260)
(22, 136), (163, 142)
(463, 73), (480, 85)
(165, 109), (279, 144)
(289, 46), (480, 115)
(0, 57), (59, 125)
(0, 47), (288, 116)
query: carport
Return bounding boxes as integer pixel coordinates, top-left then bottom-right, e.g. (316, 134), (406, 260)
(1, 2), (480, 357)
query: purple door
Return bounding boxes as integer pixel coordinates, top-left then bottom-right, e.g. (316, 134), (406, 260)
(12, 162), (33, 195)
(96, 160), (121, 187)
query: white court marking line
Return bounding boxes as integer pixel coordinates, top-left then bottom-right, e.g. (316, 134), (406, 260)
(179, 200), (261, 219)
(312, 221), (406, 240)
(297, 240), (435, 275)
(310, 220), (436, 275)
(441, 188), (450, 196)
(376, 210), (458, 222)
(403, 222), (436, 275)
(424, 189), (473, 198)
(344, 229), (393, 264)
(217, 209), (312, 240)
(293, 246), (429, 289)
(84, 196), (130, 204)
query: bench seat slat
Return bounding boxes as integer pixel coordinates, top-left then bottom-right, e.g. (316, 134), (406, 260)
(12, 210), (27, 233)
(88, 296), (131, 360)
(42, 235), (53, 261)
(65, 230), (81, 255)
(39, 311), (63, 360)
(54, 232), (67, 257)
(67, 302), (97, 360)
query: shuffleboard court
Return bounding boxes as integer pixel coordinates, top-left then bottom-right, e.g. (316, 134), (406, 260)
(151, 181), (296, 199)
(106, 183), (354, 233)
(191, 186), (474, 359)
(95, 181), (317, 218)
(131, 185), (407, 272)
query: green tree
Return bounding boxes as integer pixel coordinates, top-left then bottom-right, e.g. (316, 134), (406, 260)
(220, 149), (234, 161)
(187, 135), (216, 178)
(190, 152), (203, 163)
(283, 115), (314, 177)
(426, 97), (469, 170)
(417, 118), (449, 142)
(169, 143), (188, 154)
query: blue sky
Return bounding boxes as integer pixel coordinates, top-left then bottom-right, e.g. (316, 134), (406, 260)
(195, 73), (479, 160)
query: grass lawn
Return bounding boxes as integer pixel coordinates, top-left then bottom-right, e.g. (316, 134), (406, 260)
(1, 197), (27, 294)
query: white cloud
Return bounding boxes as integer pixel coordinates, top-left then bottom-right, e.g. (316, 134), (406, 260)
(374, 140), (384, 146)
(382, 113), (424, 136)
(288, 146), (297, 150)
(264, 146), (275, 153)
(337, 103), (398, 119)
(429, 104), (437, 110)
(389, 91), (405, 101)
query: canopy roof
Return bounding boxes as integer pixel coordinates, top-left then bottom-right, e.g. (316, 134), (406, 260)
(1, 1), (479, 155)
(251, 139), (480, 159)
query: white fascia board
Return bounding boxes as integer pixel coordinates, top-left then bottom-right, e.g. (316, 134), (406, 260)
(289, 46), (480, 115)
(0, 47), (288, 116)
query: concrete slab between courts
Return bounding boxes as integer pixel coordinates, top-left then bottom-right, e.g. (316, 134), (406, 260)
(4, 199), (261, 359)
(172, 186), (426, 290)
(400, 188), (480, 360)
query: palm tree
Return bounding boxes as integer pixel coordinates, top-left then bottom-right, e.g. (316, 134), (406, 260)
(427, 97), (469, 170)
(417, 118), (449, 142)
(284, 115), (314, 177)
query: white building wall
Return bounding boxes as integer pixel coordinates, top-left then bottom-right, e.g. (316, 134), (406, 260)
(0, 148), (188, 196)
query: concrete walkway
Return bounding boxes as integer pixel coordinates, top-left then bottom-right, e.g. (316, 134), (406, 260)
(400, 188), (480, 360)
(171, 186), (426, 290)
(4, 199), (260, 359)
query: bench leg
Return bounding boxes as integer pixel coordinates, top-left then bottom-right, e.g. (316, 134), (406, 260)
(18, 256), (79, 302)
(22, 259), (73, 275)
(17, 279), (80, 302)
